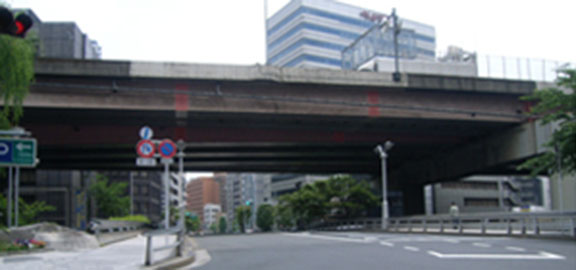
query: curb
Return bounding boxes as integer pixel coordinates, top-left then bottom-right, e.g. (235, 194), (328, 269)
(146, 236), (196, 270)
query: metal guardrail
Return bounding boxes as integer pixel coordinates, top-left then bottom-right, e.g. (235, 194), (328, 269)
(315, 212), (576, 238)
(144, 226), (186, 266)
(90, 219), (146, 236)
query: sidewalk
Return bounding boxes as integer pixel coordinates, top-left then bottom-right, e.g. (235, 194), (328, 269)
(0, 235), (148, 270)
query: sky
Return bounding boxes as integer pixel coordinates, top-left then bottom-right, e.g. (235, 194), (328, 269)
(7, 0), (576, 65)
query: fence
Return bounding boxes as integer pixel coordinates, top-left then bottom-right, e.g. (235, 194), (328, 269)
(315, 211), (576, 238)
(476, 55), (573, 82)
(90, 219), (146, 236)
(144, 226), (186, 266)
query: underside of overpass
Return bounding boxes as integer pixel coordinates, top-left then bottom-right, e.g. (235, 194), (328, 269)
(15, 58), (550, 215)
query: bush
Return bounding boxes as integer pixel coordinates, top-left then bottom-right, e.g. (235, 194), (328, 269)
(109, 215), (150, 224)
(256, 204), (274, 232)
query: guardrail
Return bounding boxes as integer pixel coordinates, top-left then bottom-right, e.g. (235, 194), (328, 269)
(90, 219), (146, 236)
(144, 226), (186, 266)
(315, 212), (576, 238)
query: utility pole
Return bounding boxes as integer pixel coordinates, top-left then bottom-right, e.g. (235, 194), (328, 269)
(375, 141), (394, 230)
(391, 8), (401, 82)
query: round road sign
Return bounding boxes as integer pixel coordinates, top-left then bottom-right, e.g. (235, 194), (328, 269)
(136, 140), (155, 158)
(158, 139), (177, 159)
(139, 126), (154, 140)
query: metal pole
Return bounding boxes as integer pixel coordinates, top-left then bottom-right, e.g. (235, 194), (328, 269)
(7, 167), (12, 227)
(164, 161), (170, 229)
(130, 171), (134, 216)
(14, 167), (20, 227)
(392, 8), (401, 82)
(381, 153), (389, 230)
(555, 143), (564, 211)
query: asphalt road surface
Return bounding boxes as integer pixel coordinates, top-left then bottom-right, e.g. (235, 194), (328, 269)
(193, 232), (576, 270)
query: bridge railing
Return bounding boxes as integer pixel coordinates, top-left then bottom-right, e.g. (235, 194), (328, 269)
(315, 211), (576, 238)
(90, 219), (146, 236)
(144, 226), (186, 266)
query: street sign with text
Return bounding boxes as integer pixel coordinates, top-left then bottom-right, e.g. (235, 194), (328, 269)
(0, 138), (37, 167)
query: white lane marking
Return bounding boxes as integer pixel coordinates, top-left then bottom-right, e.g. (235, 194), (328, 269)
(379, 241), (394, 247)
(189, 249), (211, 268)
(428, 251), (565, 260)
(364, 237), (379, 243)
(473, 243), (492, 248)
(506, 246), (526, 252)
(404, 246), (420, 252)
(283, 233), (369, 243)
(443, 239), (460, 244)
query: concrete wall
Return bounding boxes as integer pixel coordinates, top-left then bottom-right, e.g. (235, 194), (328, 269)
(359, 57), (478, 77)
(550, 173), (576, 211)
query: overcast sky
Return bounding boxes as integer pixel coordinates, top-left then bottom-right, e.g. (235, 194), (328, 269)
(8, 0), (576, 65)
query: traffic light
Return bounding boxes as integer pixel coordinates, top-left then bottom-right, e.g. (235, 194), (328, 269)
(0, 7), (33, 38)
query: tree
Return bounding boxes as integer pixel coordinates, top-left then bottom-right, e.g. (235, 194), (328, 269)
(185, 215), (201, 233)
(518, 68), (576, 175)
(0, 5), (35, 129)
(235, 205), (251, 233)
(89, 174), (130, 218)
(0, 194), (55, 227)
(256, 204), (274, 232)
(218, 216), (227, 234)
(277, 175), (379, 229)
(274, 203), (294, 231)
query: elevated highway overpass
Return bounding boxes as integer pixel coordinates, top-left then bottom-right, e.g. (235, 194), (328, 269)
(18, 58), (552, 213)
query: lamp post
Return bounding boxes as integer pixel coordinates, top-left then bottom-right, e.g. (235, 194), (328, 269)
(375, 141), (394, 230)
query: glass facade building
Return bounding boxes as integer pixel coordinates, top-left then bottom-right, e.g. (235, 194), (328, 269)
(266, 0), (435, 70)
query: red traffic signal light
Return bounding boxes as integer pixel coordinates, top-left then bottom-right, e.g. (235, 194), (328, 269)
(13, 14), (33, 37)
(0, 7), (33, 38)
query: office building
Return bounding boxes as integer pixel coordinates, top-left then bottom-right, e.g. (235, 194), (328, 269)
(203, 203), (222, 228)
(186, 177), (220, 224)
(266, 0), (435, 69)
(14, 9), (101, 59)
(425, 176), (551, 215)
(225, 173), (271, 231)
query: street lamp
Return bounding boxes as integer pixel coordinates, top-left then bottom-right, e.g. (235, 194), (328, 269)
(375, 141), (394, 230)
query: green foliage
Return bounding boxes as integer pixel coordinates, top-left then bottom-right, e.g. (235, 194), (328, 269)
(518, 68), (576, 175)
(256, 204), (274, 232)
(89, 174), (130, 218)
(278, 175), (379, 229)
(235, 205), (252, 233)
(0, 194), (55, 227)
(0, 31), (35, 129)
(218, 216), (227, 234)
(274, 203), (294, 230)
(109, 215), (150, 224)
(185, 215), (201, 233)
(209, 222), (218, 233)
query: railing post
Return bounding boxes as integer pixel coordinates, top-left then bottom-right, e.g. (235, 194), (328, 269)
(481, 218), (487, 235)
(533, 217), (540, 235)
(571, 217), (576, 238)
(145, 235), (153, 266)
(440, 218), (444, 233)
(458, 218), (463, 234)
(521, 218), (527, 235)
(408, 220), (413, 232)
(507, 218), (512, 235)
(423, 219), (427, 233)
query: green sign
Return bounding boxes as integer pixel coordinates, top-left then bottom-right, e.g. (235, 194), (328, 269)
(0, 138), (37, 167)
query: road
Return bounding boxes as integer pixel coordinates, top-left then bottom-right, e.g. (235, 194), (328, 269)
(193, 232), (576, 270)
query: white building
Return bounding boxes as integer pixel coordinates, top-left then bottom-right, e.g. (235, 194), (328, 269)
(203, 203), (221, 228)
(266, 0), (436, 70)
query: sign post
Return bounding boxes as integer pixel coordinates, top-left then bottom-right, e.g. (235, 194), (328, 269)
(0, 129), (38, 228)
(159, 139), (177, 229)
